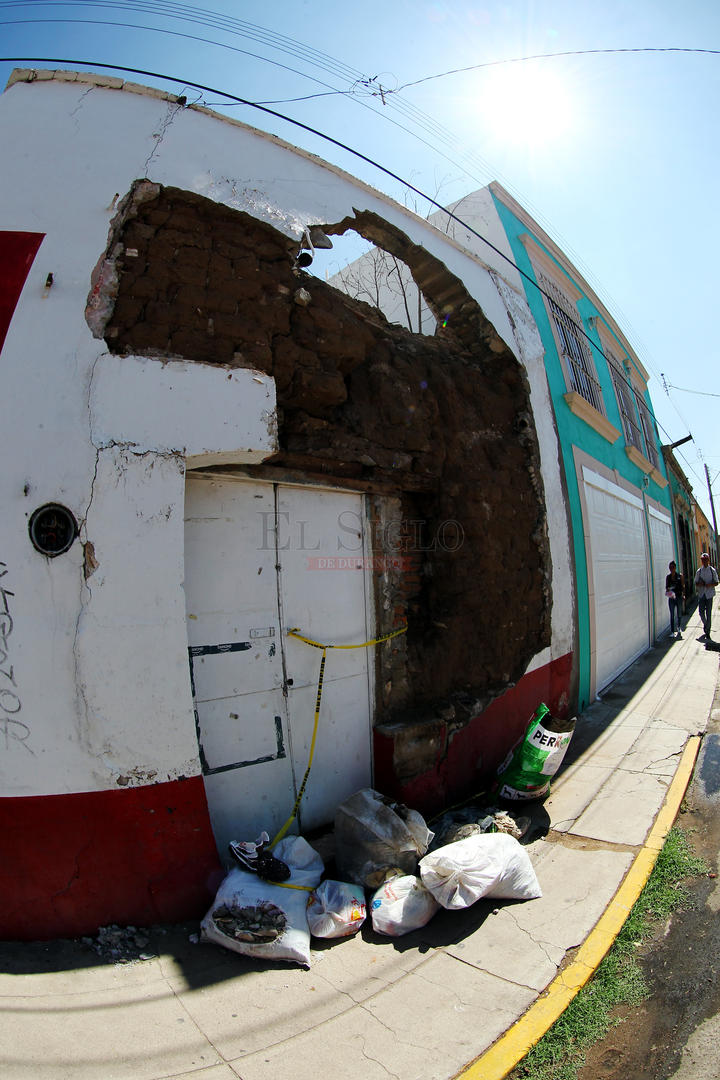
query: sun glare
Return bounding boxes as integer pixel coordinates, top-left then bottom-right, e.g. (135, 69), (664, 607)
(481, 63), (576, 146)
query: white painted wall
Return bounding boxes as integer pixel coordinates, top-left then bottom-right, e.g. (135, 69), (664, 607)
(0, 75), (286, 796)
(490, 272), (575, 670)
(0, 70), (575, 798)
(89, 355), (276, 466)
(432, 188), (524, 292)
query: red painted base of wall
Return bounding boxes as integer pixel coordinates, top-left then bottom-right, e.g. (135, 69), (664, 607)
(0, 776), (223, 940)
(373, 652), (574, 816)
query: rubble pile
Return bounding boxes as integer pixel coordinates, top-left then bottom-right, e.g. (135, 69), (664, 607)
(211, 902), (287, 944)
(429, 805), (529, 849)
(199, 780), (546, 967)
(81, 924), (158, 964)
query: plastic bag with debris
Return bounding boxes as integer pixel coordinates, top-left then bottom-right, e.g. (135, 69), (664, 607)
(334, 788), (434, 888)
(494, 703), (576, 801)
(307, 879), (367, 939)
(419, 832), (542, 910)
(200, 835), (324, 967)
(370, 874), (440, 936)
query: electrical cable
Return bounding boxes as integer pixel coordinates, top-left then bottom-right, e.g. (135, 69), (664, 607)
(664, 383), (720, 399)
(1, 3), (694, 337)
(3, 3), (715, 269)
(0, 14), (513, 200)
(1, 7), (704, 422)
(2, 3), (714, 495)
(0, 0), (359, 82)
(0, 2), (580, 222)
(0, 12), (621, 335)
(0, 54), (699, 458)
(0, 57), (546, 282)
(0, 10), (679, 411)
(0, 18), (352, 95)
(394, 46), (720, 94)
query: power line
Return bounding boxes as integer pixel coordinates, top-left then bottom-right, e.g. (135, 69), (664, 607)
(2, 4), (714, 493)
(0, 56), (608, 346)
(0, 4), (704, 412)
(0, 13), (514, 202)
(0, 1), (359, 83)
(0, 17), (351, 94)
(0, 54), (695, 456)
(0, 1), (500, 164)
(394, 46), (720, 94)
(6, 4), (672, 255)
(664, 382), (720, 399)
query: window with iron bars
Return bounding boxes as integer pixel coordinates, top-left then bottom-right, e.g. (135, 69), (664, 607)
(538, 273), (605, 415)
(605, 349), (644, 452)
(633, 390), (660, 469)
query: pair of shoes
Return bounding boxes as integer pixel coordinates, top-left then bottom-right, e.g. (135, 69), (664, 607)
(228, 832), (291, 881)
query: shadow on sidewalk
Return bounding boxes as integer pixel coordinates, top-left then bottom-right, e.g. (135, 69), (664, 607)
(560, 599), (710, 772)
(2, 602), (712, 987)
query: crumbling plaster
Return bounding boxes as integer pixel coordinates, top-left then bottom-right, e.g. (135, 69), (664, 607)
(94, 180), (553, 733)
(0, 72), (568, 801)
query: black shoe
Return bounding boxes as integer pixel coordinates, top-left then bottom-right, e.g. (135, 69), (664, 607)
(228, 833), (291, 881)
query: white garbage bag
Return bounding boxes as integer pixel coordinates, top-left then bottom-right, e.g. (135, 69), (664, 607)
(307, 879), (367, 939)
(419, 832), (542, 910)
(200, 835), (324, 967)
(370, 874), (440, 936)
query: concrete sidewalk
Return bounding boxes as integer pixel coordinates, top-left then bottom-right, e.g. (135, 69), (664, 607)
(2, 604), (719, 1080)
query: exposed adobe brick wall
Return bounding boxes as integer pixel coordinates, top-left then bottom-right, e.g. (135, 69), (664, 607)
(89, 180), (551, 740)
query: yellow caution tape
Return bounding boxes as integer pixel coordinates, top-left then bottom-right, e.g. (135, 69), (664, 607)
(264, 880), (315, 892)
(286, 626), (408, 650)
(270, 624), (407, 848)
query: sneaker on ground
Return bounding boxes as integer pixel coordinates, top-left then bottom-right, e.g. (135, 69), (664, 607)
(228, 833), (291, 881)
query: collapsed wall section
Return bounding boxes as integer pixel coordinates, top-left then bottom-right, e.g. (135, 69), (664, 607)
(89, 181), (551, 743)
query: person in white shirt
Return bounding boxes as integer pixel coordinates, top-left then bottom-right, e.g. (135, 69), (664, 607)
(694, 552), (719, 640)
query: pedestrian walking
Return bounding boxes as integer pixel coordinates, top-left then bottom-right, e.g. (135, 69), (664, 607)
(665, 561), (684, 639)
(694, 552), (718, 640)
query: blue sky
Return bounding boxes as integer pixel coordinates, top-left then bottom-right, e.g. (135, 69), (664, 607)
(2, 0), (719, 524)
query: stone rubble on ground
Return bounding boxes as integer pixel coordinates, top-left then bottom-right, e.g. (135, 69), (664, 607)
(81, 923), (161, 964)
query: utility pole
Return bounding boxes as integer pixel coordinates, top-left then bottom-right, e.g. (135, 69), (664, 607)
(705, 463), (718, 540)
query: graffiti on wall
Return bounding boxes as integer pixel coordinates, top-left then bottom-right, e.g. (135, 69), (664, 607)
(0, 562), (30, 754)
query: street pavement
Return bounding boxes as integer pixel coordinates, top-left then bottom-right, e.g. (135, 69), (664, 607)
(2, 600), (718, 1080)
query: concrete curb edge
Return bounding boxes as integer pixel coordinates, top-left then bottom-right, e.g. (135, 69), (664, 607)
(454, 734), (702, 1080)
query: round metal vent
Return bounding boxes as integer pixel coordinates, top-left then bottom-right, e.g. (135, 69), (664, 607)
(28, 503), (78, 557)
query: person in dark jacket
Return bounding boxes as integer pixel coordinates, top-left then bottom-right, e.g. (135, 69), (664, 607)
(665, 560), (684, 639)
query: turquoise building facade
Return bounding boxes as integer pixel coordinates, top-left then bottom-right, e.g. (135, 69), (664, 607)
(487, 184), (675, 711)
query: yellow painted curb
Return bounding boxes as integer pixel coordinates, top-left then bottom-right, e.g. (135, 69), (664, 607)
(455, 735), (701, 1080)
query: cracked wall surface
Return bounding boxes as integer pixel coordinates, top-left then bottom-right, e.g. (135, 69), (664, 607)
(73, 442), (201, 788)
(90, 180), (552, 748)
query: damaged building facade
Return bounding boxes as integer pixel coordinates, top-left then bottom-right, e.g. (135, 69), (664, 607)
(339, 187), (678, 712)
(0, 69), (573, 938)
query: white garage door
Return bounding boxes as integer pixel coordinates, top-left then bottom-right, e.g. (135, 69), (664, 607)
(184, 474), (374, 857)
(583, 468), (650, 693)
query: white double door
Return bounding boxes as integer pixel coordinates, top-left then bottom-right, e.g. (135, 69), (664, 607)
(184, 474), (374, 856)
